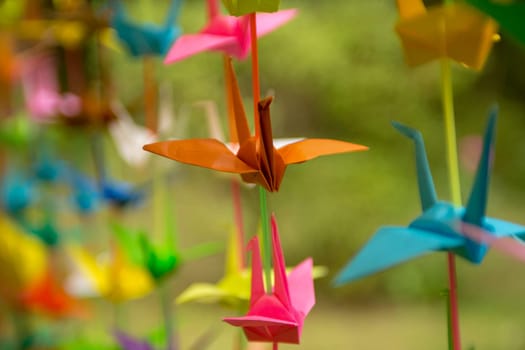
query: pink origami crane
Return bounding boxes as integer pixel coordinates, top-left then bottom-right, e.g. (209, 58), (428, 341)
(224, 215), (314, 346)
(21, 53), (81, 122)
(164, 0), (296, 63)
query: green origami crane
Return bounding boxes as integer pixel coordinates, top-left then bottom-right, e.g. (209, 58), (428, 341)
(0, 114), (34, 150)
(112, 222), (221, 283)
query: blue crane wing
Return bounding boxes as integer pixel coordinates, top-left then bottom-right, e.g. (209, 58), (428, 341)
(334, 226), (464, 286)
(484, 217), (525, 238)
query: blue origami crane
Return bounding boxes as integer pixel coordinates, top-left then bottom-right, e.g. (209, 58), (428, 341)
(33, 152), (65, 182)
(17, 216), (61, 247)
(334, 107), (525, 285)
(90, 132), (144, 209)
(1, 169), (35, 215)
(64, 167), (100, 215)
(110, 0), (183, 57)
(101, 179), (144, 209)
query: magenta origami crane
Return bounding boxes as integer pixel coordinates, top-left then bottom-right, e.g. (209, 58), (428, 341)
(164, 0), (296, 63)
(223, 215), (315, 346)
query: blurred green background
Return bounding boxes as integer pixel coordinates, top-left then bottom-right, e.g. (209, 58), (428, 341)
(90, 0), (525, 349)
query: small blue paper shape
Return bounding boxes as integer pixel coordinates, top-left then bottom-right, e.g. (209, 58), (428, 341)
(102, 179), (144, 209)
(1, 169), (34, 215)
(66, 167), (100, 215)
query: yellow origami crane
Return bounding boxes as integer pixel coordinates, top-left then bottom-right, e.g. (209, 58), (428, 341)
(395, 0), (498, 70)
(176, 231), (250, 310)
(66, 244), (153, 303)
(0, 215), (47, 304)
(176, 231), (327, 311)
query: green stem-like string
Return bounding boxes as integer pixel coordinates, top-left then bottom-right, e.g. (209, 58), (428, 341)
(112, 302), (124, 330)
(11, 309), (30, 350)
(258, 186), (272, 294)
(442, 289), (453, 350)
(440, 58), (462, 350)
(154, 165), (179, 350)
(441, 60), (461, 206)
(234, 328), (246, 350)
(161, 283), (178, 350)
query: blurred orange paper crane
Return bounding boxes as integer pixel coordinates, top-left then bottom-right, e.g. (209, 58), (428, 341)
(395, 0), (498, 70)
(144, 59), (368, 192)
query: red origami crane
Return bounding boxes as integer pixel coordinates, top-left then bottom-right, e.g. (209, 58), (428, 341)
(21, 264), (84, 318)
(223, 215), (314, 345)
(164, 0), (296, 63)
(144, 59), (367, 192)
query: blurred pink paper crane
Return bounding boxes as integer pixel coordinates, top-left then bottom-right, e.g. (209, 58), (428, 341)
(164, 0), (296, 63)
(21, 53), (81, 122)
(224, 215), (314, 347)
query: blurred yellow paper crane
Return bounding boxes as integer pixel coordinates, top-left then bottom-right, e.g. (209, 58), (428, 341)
(0, 215), (47, 305)
(395, 0), (499, 70)
(176, 231), (251, 310)
(0, 216), (84, 317)
(176, 230), (327, 312)
(66, 244), (154, 303)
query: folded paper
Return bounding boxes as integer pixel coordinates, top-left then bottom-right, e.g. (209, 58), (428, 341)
(0, 215), (47, 304)
(22, 263), (84, 318)
(177, 230), (327, 311)
(144, 59), (367, 192)
(1, 168), (34, 215)
(224, 215), (315, 345)
(66, 244), (154, 303)
(334, 107), (525, 285)
(108, 101), (157, 167)
(165, 0), (295, 63)
(0, 114), (34, 150)
(395, 0), (498, 70)
(177, 230), (251, 310)
(21, 53), (81, 122)
(111, 0), (182, 57)
(66, 168), (100, 215)
(111, 223), (220, 283)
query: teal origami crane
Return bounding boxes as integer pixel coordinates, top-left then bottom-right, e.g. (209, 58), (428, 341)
(1, 168), (34, 215)
(334, 107), (525, 285)
(467, 0), (525, 45)
(110, 0), (182, 56)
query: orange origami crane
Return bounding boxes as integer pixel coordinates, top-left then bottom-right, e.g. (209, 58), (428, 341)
(395, 0), (498, 70)
(143, 60), (367, 192)
(223, 215), (314, 345)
